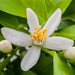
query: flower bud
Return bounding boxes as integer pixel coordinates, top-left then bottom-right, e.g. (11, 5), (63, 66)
(0, 40), (12, 53)
(64, 47), (75, 61)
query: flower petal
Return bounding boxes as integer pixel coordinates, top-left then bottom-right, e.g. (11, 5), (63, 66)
(27, 8), (39, 33)
(64, 47), (75, 61)
(43, 8), (61, 36)
(43, 36), (74, 50)
(1, 27), (32, 47)
(21, 46), (41, 71)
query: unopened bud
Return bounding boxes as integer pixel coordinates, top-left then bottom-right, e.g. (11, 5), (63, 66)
(64, 47), (75, 61)
(0, 40), (12, 53)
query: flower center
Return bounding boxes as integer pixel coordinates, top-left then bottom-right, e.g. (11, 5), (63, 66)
(30, 26), (47, 43)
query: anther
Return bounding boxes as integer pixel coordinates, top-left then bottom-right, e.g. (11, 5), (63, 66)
(30, 26), (47, 43)
(35, 27), (37, 30)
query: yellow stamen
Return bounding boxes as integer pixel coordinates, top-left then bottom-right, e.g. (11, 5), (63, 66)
(33, 31), (36, 34)
(30, 33), (32, 37)
(35, 27), (37, 30)
(41, 29), (47, 33)
(38, 26), (41, 31)
(30, 26), (47, 43)
(44, 36), (47, 39)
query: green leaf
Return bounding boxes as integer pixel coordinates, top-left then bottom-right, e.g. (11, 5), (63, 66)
(58, 20), (72, 30)
(0, 11), (19, 29)
(17, 17), (28, 28)
(57, 20), (75, 30)
(45, 0), (72, 17)
(31, 52), (53, 75)
(63, 0), (75, 16)
(11, 58), (37, 75)
(63, 14), (75, 22)
(56, 25), (75, 40)
(0, 29), (4, 41)
(0, 72), (4, 75)
(0, 0), (26, 18)
(0, 0), (72, 24)
(63, 0), (75, 22)
(0, 11), (29, 34)
(20, 0), (72, 23)
(21, 71), (37, 75)
(0, 55), (12, 71)
(53, 52), (74, 75)
(0, 47), (19, 71)
(20, 0), (48, 23)
(4, 69), (15, 75)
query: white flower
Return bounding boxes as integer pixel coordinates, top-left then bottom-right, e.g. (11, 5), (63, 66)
(1, 8), (74, 71)
(0, 40), (12, 53)
(64, 47), (75, 61)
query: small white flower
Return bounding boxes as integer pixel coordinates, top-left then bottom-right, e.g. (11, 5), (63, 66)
(0, 40), (12, 53)
(1, 8), (74, 71)
(64, 47), (75, 61)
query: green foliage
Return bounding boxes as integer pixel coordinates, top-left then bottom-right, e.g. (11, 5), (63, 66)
(63, 0), (75, 22)
(0, 0), (72, 24)
(56, 25), (75, 40)
(58, 20), (75, 30)
(31, 52), (53, 75)
(0, 0), (75, 75)
(45, 0), (72, 17)
(0, 0), (26, 18)
(0, 11), (19, 29)
(53, 52), (74, 75)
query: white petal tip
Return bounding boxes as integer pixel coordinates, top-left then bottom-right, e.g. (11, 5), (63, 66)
(21, 63), (29, 71)
(57, 8), (61, 11)
(56, 8), (62, 16)
(20, 46), (41, 71)
(57, 8), (61, 13)
(26, 8), (32, 13)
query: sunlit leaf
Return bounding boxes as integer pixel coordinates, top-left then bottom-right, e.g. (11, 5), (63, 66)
(0, 0), (72, 23)
(0, 0), (26, 18)
(45, 0), (72, 17)
(53, 52), (74, 75)
(56, 25), (75, 40)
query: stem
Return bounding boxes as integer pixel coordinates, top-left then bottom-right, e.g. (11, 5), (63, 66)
(0, 47), (20, 71)
(41, 47), (54, 57)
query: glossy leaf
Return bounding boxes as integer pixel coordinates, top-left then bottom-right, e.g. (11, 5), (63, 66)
(31, 52), (53, 75)
(0, 11), (29, 34)
(45, 0), (72, 17)
(20, 0), (47, 23)
(0, 11), (19, 29)
(58, 20), (75, 30)
(53, 52), (74, 75)
(0, 0), (26, 18)
(63, 0), (75, 22)
(63, 14), (75, 22)
(0, 0), (72, 24)
(56, 25), (75, 40)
